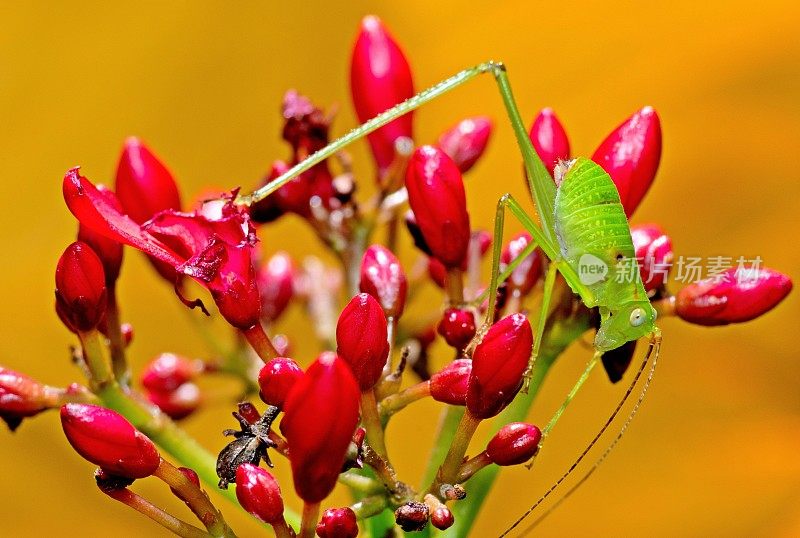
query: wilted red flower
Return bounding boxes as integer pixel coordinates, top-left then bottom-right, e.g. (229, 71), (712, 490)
(316, 507), (359, 538)
(140, 353), (202, 393)
(258, 357), (304, 408)
(115, 137), (182, 225)
(501, 232), (543, 296)
(529, 108), (570, 175)
(350, 15), (414, 173)
(360, 244), (407, 319)
(406, 146), (471, 268)
(591, 106), (661, 217)
(235, 463), (285, 524)
(467, 313), (533, 419)
(60, 403), (161, 479)
(630, 224), (673, 292)
(675, 267), (792, 326)
(280, 352), (360, 503)
(437, 116), (492, 174)
(395, 501), (429, 532)
(486, 422), (542, 465)
(429, 359), (472, 406)
(63, 168), (263, 331)
(336, 293), (390, 391)
(259, 251), (295, 323)
(55, 241), (107, 332)
(437, 308), (476, 351)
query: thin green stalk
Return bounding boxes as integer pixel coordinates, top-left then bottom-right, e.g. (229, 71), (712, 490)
(102, 487), (211, 538)
(153, 459), (234, 537)
(435, 411), (481, 490)
(361, 390), (388, 458)
(105, 290), (130, 386)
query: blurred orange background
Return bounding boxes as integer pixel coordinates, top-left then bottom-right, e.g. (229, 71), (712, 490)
(1, 2), (799, 536)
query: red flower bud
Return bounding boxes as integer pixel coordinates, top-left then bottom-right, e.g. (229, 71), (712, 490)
(350, 15), (414, 172)
(437, 116), (493, 173)
(281, 352), (360, 503)
(467, 313), (533, 419)
(258, 357), (304, 408)
(60, 403), (160, 479)
(140, 353), (202, 392)
(360, 245), (407, 319)
(429, 359), (472, 405)
(431, 506), (454, 530)
(259, 251), (295, 323)
(501, 232), (543, 296)
(55, 242), (107, 332)
(486, 422), (542, 466)
(336, 293), (390, 391)
(591, 106), (661, 217)
(115, 137), (181, 224)
(0, 368), (48, 427)
(676, 267), (792, 326)
(146, 382), (201, 420)
(235, 463), (285, 524)
(437, 308), (476, 351)
(630, 224), (673, 292)
(529, 108), (570, 176)
(77, 186), (124, 287)
(406, 146), (470, 268)
(316, 507), (359, 538)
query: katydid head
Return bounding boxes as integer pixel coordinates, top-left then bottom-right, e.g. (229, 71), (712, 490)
(594, 301), (657, 352)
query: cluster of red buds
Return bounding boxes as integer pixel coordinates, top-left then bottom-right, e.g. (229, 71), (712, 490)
(2, 14), (792, 538)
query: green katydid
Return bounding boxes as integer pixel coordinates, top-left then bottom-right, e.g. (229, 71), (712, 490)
(235, 61), (662, 529)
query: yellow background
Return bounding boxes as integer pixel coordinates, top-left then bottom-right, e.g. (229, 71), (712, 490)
(1, 2), (799, 536)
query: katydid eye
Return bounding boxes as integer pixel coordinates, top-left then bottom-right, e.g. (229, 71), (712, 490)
(629, 308), (645, 327)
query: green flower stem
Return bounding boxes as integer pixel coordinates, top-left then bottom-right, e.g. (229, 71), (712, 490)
(361, 390), (389, 458)
(379, 380), (431, 418)
(457, 451), (492, 483)
(241, 324), (278, 363)
(338, 473), (385, 495)
(351, 495), (390, 520)
(101, 487), (212, 538)
(446, 268), (465, 306)
(435, 411), (481, 491)
(153, 459), (235, 538)
(77, 329), (115, 390)
(105, 290), (130, 386)
(272, 519), (294, 538)
(299, 501), (321, 538)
